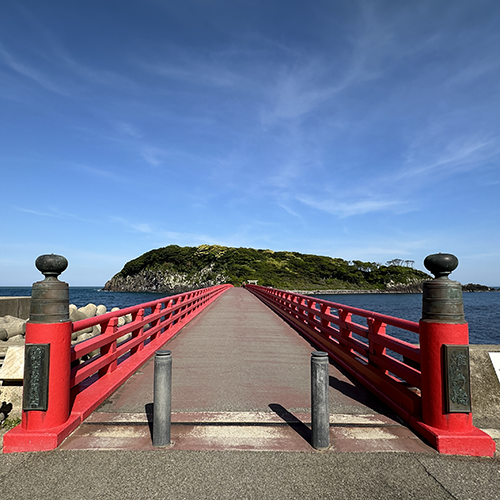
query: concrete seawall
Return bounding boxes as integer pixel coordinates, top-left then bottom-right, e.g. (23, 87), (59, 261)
(0, 297), (30, 320)
(470, 345), (500, 429)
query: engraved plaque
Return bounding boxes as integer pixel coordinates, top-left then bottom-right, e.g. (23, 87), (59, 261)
(444, 344), (471, 413)
(23, 344), (50, 411)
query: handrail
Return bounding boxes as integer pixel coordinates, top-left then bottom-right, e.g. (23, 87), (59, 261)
(69, 285), (233, 415)
(4, 283), (232, 453)
(245, 285), (422, 422)
(250, 284), (494, 457)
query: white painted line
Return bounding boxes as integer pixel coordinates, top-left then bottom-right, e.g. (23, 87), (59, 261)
(488, 352), (500, 384)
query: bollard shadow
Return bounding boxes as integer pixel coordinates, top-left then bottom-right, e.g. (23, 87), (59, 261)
(145, 403), (154, 440)
(328, 371), (394, 417)
(0, 402), (13, 420)
(241, 296), (397, 419)
(269, 403), (311, 443)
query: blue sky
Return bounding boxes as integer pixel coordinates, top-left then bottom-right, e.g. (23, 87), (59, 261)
(1, 0), (499, 286)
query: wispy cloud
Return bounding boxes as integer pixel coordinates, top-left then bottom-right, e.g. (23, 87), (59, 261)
(260, 62), (333, 125)
(110, 216), (215, 245)
(13, 206), (64, 218)
(297, 195), (405, 218)
(401, 133), (500, 179)
(1, 3), (134, 95)
(13, 205), (96, 224)
(276, 201), (303, 221)
(141, 147), (164, 167)
(70, 163), (133, 184)
(0, 43), (69, 95)
(144, 58), (244, 89)
(115, 122), (142, 138)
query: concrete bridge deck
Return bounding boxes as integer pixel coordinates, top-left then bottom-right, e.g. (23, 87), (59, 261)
(59, 287), (434, 453)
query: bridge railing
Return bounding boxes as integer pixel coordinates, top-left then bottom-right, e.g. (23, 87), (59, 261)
(69, 285), (232, 416)
(245, 285), (422, 419)
(3, 254), (233, 453)
(246, 263), (495, 457)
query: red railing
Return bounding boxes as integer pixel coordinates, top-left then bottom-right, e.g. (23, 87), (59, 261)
(4, 284), (232, 453)
(246, 285), (495, 456)
(245, 285), (422, 422)
(69, 284), (233, 416)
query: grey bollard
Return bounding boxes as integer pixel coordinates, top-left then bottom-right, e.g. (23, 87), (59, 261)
(153, 350), (172, 447)
(311, 351), (330, 450)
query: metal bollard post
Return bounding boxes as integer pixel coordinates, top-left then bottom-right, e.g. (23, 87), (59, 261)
(311, 351), (330, 450)
(153, 350), (172, 447)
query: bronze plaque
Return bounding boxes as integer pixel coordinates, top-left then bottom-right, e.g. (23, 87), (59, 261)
(23, 344), (50, 411)
(444, 344), (471, 413)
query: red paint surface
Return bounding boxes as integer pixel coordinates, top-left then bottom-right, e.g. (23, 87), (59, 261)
(58, 288), (434, 454)
(417, 320), (495, 456)
(246, 285), (495, 457)
(21, 322), (72, 431)
(3, 284), (232, 453)
(419, 321), (471, 431)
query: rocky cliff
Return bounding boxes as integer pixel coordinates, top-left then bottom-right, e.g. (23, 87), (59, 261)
(104, 265), (229, 294)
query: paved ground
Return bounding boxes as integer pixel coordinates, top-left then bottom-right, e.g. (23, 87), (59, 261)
(0, 449), (499, 499)
(2, 288), (499, 498)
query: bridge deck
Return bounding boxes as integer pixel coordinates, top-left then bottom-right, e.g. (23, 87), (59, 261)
(60, 288), (434, 453)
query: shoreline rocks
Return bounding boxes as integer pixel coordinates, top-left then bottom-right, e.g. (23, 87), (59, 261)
(103, 266), (229, 294)
(0, 316), (26, 341)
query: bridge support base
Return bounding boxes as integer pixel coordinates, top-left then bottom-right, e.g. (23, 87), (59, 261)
(411, 417), (495, 457)
(3, 414), (81, 453)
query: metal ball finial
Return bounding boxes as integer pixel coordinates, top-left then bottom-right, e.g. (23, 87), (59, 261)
(35, 254), (68, 279)
(424, 253), (458, 279)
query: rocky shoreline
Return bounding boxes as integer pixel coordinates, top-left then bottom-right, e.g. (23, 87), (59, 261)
(103, 266), (228, 294)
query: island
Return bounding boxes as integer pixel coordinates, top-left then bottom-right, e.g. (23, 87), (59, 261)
(103, 245), (434, 294)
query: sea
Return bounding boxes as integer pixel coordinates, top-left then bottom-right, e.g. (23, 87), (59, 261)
(1, 286), (499, 345)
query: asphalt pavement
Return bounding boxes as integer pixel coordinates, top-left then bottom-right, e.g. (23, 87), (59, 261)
(1, 449), (499, 499)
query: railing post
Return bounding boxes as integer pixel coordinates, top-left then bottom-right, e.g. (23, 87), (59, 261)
(130, 309), (145, 354)
(418, 253), (495, 455)
(22, 254), (72, 431)
(149, 303), (163, 340)
(367, 318), (387, 374)
(99, 317), (118, 377)
(311, 351), (330, 450)
(153, 350), (172, 447)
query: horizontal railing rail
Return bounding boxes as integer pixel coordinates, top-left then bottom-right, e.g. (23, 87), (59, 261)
(69, 284), (233, 420)
(4, 283), (232, 453)
(245, 285), (422, 422)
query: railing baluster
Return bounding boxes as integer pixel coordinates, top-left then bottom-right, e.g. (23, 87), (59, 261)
(367, 318), (387, 375)
(149, 303), (163, 341)
(99, 317), (119, 377)
(130, 309), (145, 354)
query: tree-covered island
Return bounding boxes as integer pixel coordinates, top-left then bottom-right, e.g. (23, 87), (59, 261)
(103, 245), (433, 294)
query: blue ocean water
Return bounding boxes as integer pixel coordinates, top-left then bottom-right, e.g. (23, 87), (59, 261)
(313, 291), (500, 345)
(0, 287), (169, 315)
(1, 287), (499, 345)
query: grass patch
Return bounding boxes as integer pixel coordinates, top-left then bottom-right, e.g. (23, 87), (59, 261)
(1, 417), (21, 430)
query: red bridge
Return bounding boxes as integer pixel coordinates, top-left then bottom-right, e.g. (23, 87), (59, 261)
(3, 254), (496, 456)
